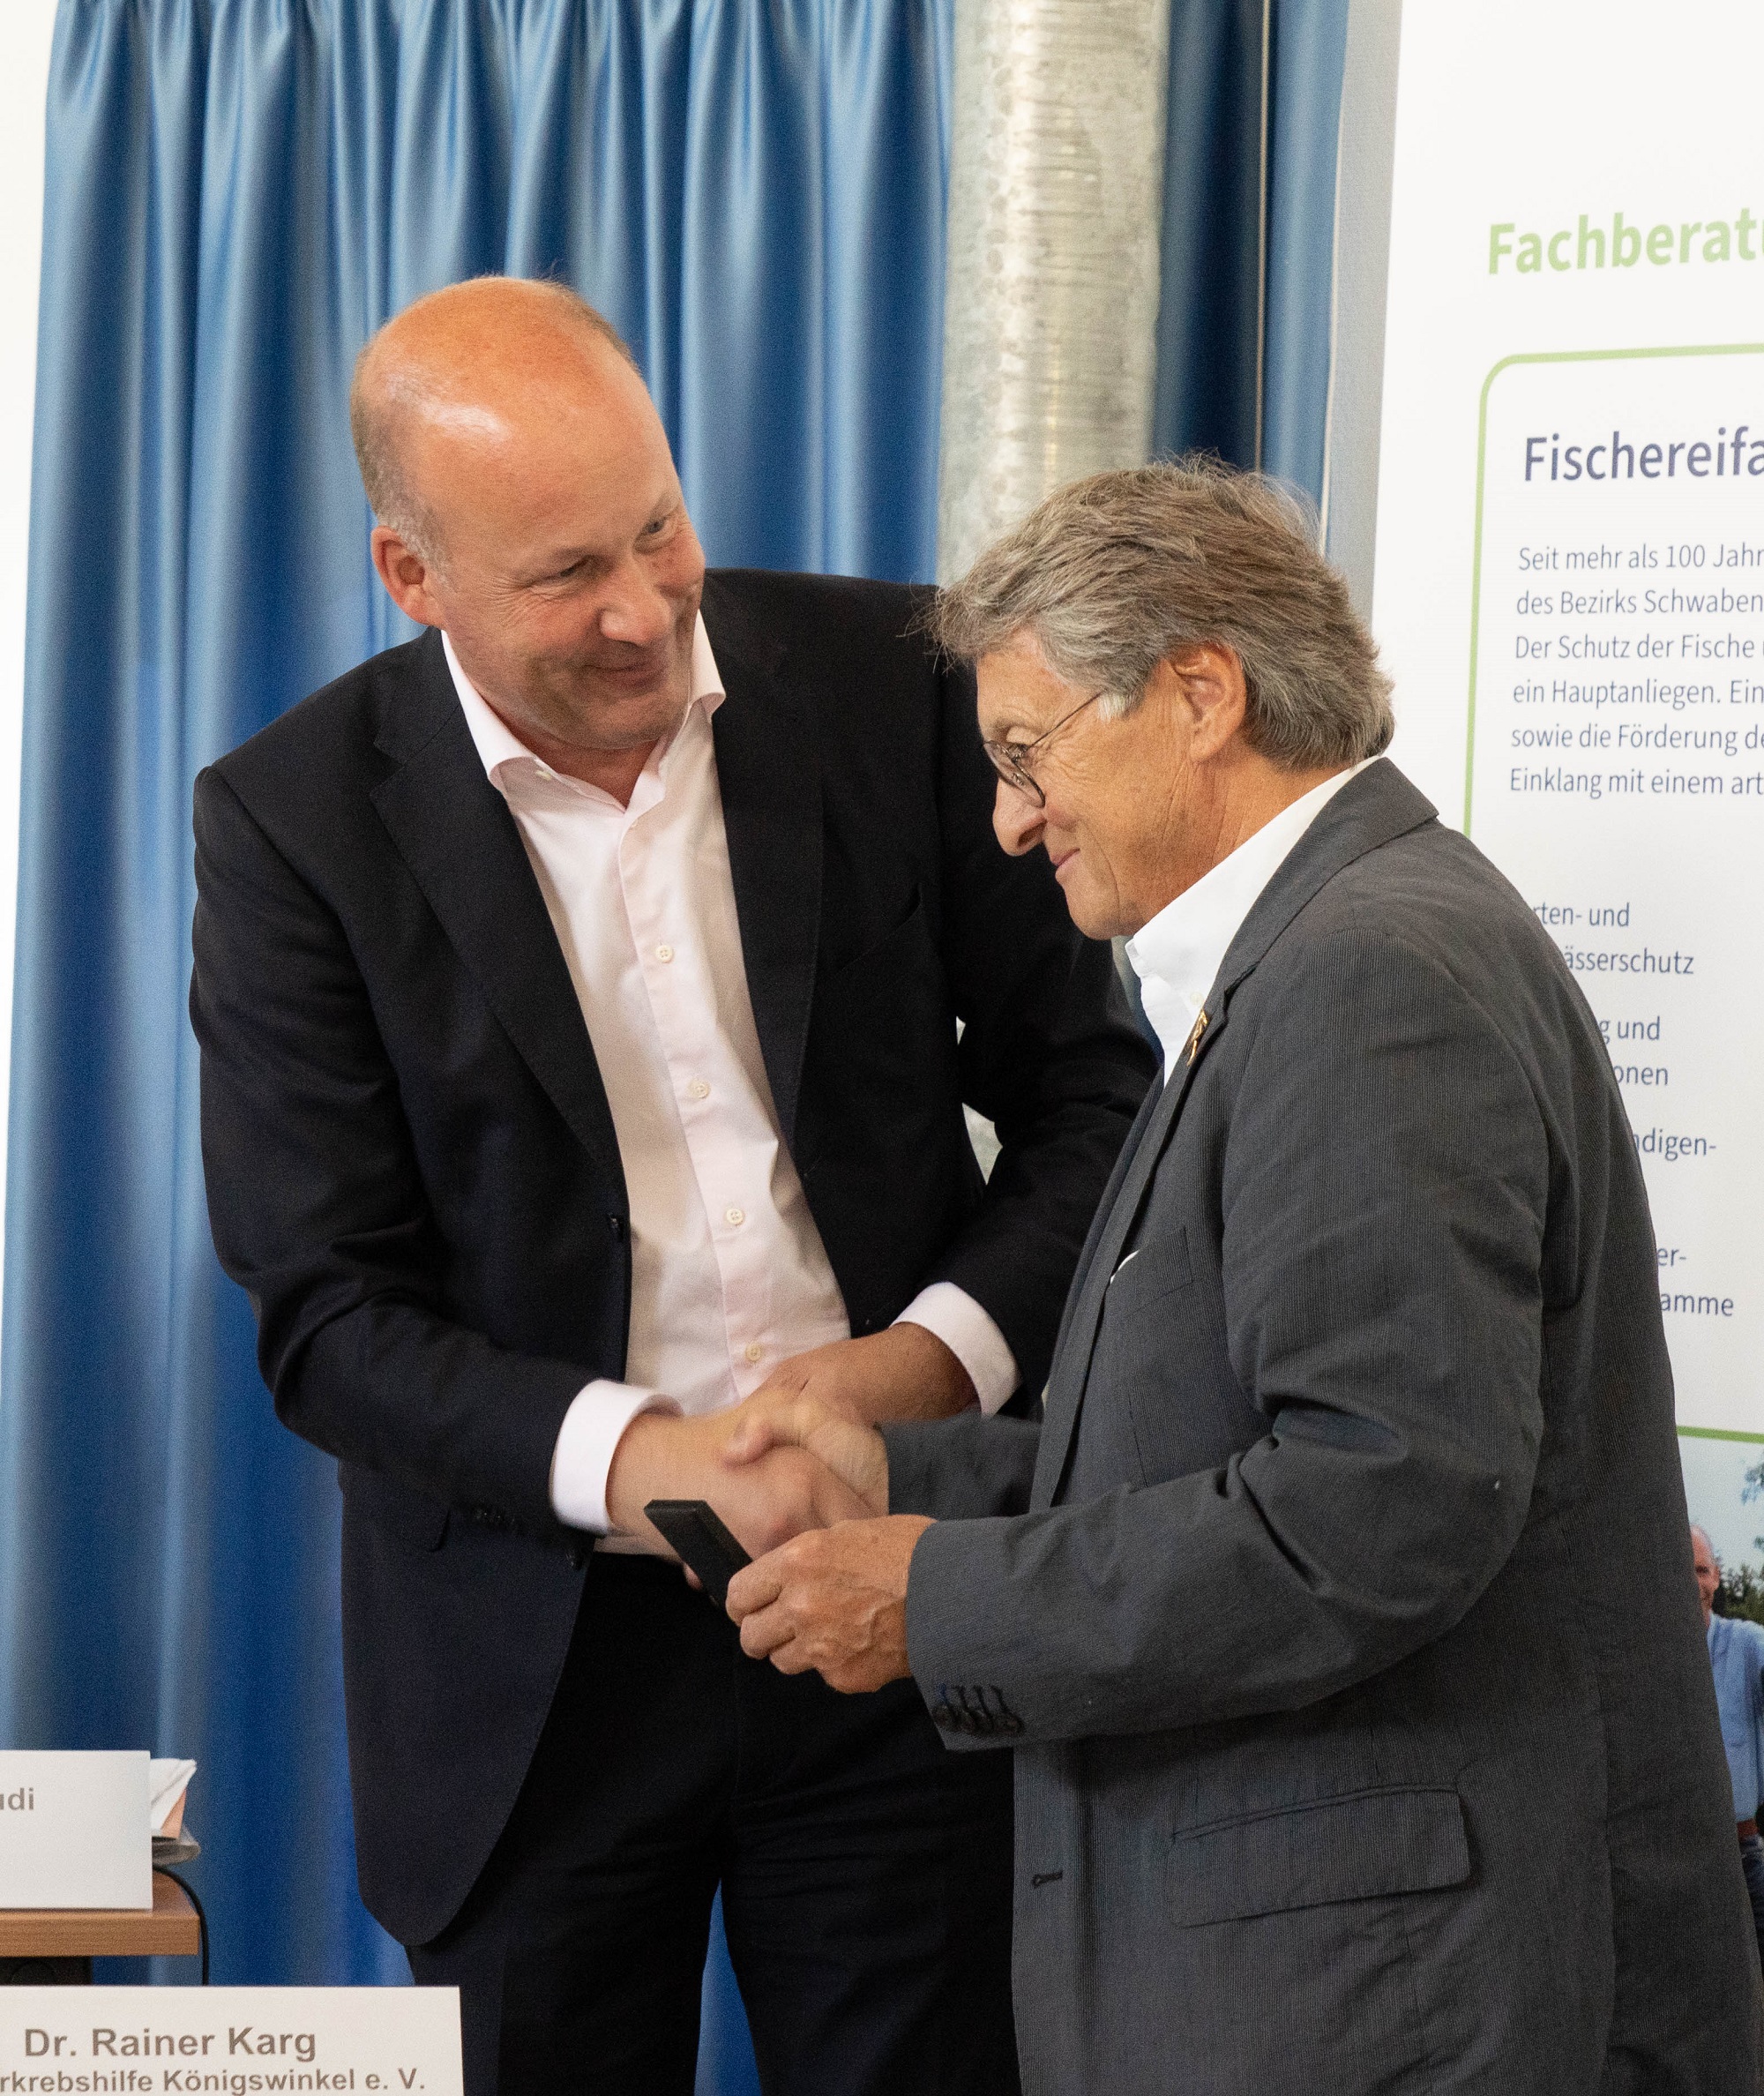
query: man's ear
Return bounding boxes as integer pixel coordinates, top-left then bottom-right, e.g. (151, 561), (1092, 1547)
(370, 525), (445, 629)
(1164, 645), (1248, 761)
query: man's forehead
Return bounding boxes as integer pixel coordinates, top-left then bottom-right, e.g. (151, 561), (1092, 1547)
(391, 318), (663, 470)
(975, 634), (1078, 722)
(415, 398), (676, 557)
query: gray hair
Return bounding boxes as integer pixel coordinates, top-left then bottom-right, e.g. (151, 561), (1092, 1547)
(932, 459), (1394, 770)
(348, 277), (636, 570)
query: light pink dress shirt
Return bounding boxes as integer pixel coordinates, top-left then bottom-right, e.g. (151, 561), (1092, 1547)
(443, 621), (1019, 1538)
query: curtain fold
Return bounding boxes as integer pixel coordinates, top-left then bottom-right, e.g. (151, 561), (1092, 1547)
(1261, 0), (1351, 498)
(3, 0), (952, 2029)
(1154, 0), (1349, 506)
(3, 5), (1345, 2084)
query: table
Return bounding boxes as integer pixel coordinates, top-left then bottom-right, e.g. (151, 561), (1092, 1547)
(0, 1873), (201, 1983)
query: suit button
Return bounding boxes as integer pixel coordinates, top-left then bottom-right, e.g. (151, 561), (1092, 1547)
(608, 1215), (625, 1242)
(953, 1698), (985, 1736)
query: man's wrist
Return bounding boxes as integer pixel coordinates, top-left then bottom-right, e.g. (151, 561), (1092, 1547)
(603, 1408), (680, 1537)
(894, 1283), (1020, 1415)
(551, 1380), (680, 1533)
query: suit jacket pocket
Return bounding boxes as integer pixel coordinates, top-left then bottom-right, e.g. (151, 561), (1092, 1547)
(1169, 1785), (1469, 1927)
(340, 1461), (451, 1553)
(1107, 1224), (1192, 1305)
(814, 887), (931, 996)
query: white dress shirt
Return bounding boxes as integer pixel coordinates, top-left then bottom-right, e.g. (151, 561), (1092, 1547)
(1125, 761), (1373, 1080)
(443, 622), (1019, 1538)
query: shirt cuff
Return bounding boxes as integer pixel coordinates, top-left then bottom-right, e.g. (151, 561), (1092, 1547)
(549, 1379), (681, 1533)
(894, 1283), (1020, 1417)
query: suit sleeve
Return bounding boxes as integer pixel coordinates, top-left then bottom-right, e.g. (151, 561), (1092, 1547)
(923, 651), (1158, 1396)
(191, 767), (586, 1535)
(882, 1414), (1042, 1521)
(903, 923), (1551, 1746)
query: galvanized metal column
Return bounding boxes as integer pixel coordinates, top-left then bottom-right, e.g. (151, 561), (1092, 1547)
(937, 0), (1174, 581)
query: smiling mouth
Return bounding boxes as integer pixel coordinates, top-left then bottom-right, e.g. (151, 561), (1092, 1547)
(590, 649), (672, 683)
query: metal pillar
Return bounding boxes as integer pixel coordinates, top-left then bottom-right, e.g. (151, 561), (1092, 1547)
(936, 0), (1174, 582)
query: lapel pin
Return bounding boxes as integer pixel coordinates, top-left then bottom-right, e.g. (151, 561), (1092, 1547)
(1185, 1009), (1209, 1066)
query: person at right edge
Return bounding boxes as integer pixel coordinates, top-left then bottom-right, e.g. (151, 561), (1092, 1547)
(723, 462), (1764, 2093)
(1694, 1522), (1764, 1968)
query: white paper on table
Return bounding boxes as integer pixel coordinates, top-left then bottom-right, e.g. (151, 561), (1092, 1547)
(148, 1758), (196, 1837)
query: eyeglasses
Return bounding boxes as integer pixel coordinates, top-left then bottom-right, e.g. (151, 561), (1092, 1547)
(978, 690), (1103, 809)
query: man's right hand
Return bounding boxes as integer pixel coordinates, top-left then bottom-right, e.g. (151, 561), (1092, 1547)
(603, 1407), (871, 1558)
(721, 1392), (890, 1516)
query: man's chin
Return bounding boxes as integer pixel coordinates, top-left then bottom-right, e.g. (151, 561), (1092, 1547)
(1059, 880), (1126, 944)
(560, 670), (691, 747)
(1065, 899), (1115, 941)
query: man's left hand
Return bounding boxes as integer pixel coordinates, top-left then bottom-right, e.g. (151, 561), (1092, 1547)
(746, 1323), (975, 1426)
(726, 1515), (934, 1693)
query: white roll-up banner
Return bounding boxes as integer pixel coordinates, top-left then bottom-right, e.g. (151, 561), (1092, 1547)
(1372, 1), (1764, 1569)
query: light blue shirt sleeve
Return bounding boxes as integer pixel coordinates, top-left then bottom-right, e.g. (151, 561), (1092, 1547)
(1707, 1615), (1764, 1821)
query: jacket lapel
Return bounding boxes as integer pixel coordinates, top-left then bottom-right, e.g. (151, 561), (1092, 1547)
(368, 630), (624, 1178)
(1037, 1067), (1166, 1394)
(702, 574), (823, 1149)
(1033, 1011), (1227, 1506)
(1032, 760), (1439, 1506)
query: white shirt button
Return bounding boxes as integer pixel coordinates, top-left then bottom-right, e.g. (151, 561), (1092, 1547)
(744, 1343), (764, 1364)
(655, 944), (675, 962)
(688, 1079), (711, 1100)
(725, 1207), (745, 1227)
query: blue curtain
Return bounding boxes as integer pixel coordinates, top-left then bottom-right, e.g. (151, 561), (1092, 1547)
(0, 1), (1343, 2088)
(1, 7), (952, 2084)
(1156, 0), (1350, 502)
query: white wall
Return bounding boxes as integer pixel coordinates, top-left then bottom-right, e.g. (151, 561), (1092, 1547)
(0, 3), (57, 1321)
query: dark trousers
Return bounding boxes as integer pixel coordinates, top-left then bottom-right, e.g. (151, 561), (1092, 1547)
(408, 1553), (1020, 2096)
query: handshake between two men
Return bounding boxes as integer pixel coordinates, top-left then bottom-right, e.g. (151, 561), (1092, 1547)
(601, 1321), (936, 1696)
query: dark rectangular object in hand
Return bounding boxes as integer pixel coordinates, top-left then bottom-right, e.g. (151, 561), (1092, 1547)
(644, 1500), (752, 1606)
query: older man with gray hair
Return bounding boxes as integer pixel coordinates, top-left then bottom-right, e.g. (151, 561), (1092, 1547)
(726, 461), (1763, 2093)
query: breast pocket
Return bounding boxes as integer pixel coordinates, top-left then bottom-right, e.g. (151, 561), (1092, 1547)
(1104, 1224), (1193, 1306)
(814, 887), (934, 999)
(1086, 1224), (1267, 1486)
(1086, 1224), (1196, 1486)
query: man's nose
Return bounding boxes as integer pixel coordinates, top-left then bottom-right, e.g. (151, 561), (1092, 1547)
(991, 778), (1044, 857)
(598, 560), (676, 648)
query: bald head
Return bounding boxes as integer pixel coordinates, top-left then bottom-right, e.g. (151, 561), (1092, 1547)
(352, 276), (706, 799)
(351, 278), (639, 565)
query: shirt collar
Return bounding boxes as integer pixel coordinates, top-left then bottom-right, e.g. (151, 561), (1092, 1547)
(442, 614), (726, 789)
(1125, 760), (1374, 1078)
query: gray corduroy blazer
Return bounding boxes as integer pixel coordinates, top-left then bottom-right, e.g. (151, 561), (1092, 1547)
(884, 760), (1762, 2095)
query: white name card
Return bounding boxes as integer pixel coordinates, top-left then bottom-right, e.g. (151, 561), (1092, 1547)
(0, 1753), (151, 1912)
(0, 1988), (461, 2094)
